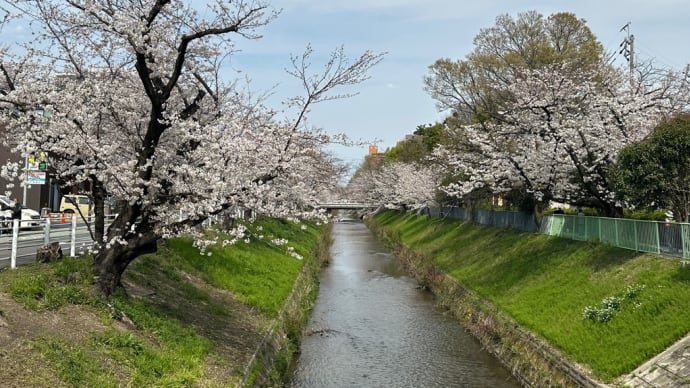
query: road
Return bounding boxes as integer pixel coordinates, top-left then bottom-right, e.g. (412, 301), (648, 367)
(0, 220), (107, 269)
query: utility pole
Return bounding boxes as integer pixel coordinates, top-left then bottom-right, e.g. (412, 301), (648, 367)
(619, 22), (634, 88)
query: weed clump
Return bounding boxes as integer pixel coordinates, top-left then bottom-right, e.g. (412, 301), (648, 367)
(582, 284), (645, 323)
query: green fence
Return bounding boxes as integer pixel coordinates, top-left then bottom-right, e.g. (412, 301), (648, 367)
(426, 208), (690, 260)
(540, 214), (690, 260)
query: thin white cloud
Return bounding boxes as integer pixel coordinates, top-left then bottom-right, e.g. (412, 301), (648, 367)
(277, 0), (424, 13)
(272, 0), (505, 22)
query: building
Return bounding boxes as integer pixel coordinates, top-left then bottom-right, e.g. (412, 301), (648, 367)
(0, 143), (52, 210)
(365, 144), (385, 169)
(0, 134), (57, 212)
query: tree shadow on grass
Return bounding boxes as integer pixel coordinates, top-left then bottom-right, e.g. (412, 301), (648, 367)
(123, 254), (271, 383)
(579, 243), (642, 273)
(671, 262), (690, 283)
(478, 233), (575, 291)
(436, 226), (571, 292)
(470, 233), (643, 293)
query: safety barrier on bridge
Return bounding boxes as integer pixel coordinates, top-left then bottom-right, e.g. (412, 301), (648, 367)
(316, 202), (374, 210)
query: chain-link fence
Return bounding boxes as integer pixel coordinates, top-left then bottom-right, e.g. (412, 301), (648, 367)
(475, 209), (537, 232)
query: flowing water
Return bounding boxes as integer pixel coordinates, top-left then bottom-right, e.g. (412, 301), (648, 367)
(288, 219), (520, 387)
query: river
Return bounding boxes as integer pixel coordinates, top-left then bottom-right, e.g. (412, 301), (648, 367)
(287, 218), (520, 387)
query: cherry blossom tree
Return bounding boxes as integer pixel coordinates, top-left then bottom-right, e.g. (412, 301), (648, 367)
(0, 0), (383, 296)
(348, 161), (440, 211)
(433, 64), (688, 220)
(423, 10), (614, 216)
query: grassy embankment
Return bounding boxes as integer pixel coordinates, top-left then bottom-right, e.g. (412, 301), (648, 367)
(372, 210), (690, 382)
(0, 217), (329, 387)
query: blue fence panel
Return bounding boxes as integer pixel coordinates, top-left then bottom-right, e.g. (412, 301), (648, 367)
(433, 207), (536, 233)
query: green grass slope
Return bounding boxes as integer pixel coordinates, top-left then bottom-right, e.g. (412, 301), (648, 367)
(0, 217), (325, 387)
(374, 211), (690, 381)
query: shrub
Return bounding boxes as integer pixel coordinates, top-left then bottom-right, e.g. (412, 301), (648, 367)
(624, 283), (645, 299)
(602, 296), (621, 311)
(583, 285), (644, 324)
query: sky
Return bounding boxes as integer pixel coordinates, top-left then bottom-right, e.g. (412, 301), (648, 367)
(3, 0), (690, 173)
(227, 0), (690, 171)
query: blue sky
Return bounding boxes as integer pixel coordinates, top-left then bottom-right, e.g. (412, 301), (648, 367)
(229, 0), (690, 170)
(4, 1), (690, 171)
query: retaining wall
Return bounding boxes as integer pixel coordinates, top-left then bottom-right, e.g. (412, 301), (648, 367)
(236, 225), (332, 387)
(365, 216), (604, 388)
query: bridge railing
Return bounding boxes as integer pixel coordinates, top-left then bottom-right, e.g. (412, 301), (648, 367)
(316, 202), (373, 209)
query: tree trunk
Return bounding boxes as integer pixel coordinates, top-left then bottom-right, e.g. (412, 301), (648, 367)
(600, 201), (624, 218)
(92, 234), (157, 296)
(533, 201), (545, 229)
(91, 201), (158, 297)
(464, 196), (475, 223)
(92, 178), (106, 245)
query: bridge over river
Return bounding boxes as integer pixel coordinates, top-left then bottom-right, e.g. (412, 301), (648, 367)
(315, 202), (374, 210)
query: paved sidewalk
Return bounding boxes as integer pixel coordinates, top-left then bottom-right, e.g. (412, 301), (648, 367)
(621, 332), (690, 387)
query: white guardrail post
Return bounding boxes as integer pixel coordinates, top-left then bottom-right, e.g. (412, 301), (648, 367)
(44, 216), (51, 246)
(70, 214), (77, 257)
(10, 219), (19, 269)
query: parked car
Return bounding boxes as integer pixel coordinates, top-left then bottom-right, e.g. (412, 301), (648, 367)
(0, 195), (42, 229)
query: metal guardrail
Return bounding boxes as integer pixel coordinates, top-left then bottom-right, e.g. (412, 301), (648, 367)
(427, 207), (690, 260)
(541, 214), (690, 260)
(437, 206), (537, 233)
(316, 202), (374, 209)
(0, 214), (116, 269)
